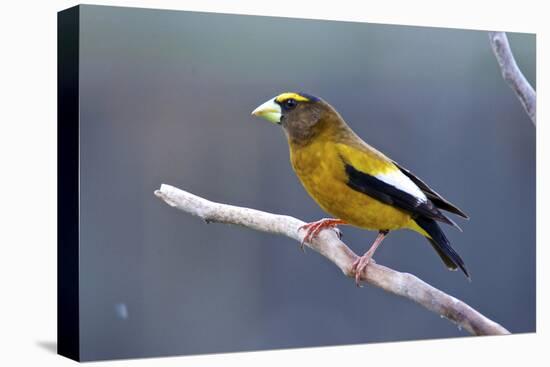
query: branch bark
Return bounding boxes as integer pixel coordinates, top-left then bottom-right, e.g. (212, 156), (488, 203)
(154, 184), (510, 336)
(489, 31), (536, 126)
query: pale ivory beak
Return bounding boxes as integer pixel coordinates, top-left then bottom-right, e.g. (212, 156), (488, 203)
(251, 98), (282, 124)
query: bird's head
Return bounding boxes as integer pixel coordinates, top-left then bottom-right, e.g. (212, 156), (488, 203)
(251, 92), (341, 144)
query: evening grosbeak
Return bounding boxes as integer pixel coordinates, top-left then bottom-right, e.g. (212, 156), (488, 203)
(252, 92), (469, 285)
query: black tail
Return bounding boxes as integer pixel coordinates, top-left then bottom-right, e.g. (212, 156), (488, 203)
(415, 216), (470, 279)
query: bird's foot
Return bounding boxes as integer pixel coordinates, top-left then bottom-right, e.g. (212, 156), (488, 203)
(298, 218), (345, 251)
(351, 252), (375, 287)
(351, 230), (389, 287)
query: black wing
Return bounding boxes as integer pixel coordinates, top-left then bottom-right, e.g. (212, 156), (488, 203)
(344, 162), (462, 230)
(393, 162), (468, 219)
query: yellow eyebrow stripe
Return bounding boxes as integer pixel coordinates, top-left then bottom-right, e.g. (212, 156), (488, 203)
(275, 92), (310, 103)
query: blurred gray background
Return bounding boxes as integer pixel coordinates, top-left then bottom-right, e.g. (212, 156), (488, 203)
(78, 5), (535, 361)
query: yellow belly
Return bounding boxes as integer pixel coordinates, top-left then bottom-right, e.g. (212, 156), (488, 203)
(290, 141), (413, 231)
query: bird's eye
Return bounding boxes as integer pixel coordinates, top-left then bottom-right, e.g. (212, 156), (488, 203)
(284, 98), (297, 110)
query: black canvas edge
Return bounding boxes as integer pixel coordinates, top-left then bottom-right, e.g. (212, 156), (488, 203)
(57, 5), (81, 362)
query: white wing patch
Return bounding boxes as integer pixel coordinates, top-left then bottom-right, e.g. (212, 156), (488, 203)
(375, 169), (428, 204)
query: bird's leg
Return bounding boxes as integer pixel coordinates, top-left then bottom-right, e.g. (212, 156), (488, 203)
(352, 230), (389, 287)
(298, 218), (346, 251)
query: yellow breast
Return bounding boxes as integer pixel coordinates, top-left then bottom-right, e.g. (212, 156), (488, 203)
(289, 140), (413, 231)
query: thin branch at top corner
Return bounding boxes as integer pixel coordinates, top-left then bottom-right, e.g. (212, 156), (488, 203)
(488, 31), (536, 126)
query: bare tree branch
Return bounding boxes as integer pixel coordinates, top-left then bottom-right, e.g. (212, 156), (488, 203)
(489, 31), (536, 125)
(154, 184), (510, 336)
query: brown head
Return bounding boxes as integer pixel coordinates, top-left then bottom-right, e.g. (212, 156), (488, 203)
(251, 92), (348, 146)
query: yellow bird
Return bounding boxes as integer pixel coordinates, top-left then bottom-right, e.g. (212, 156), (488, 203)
(251, 92), (469, 285)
